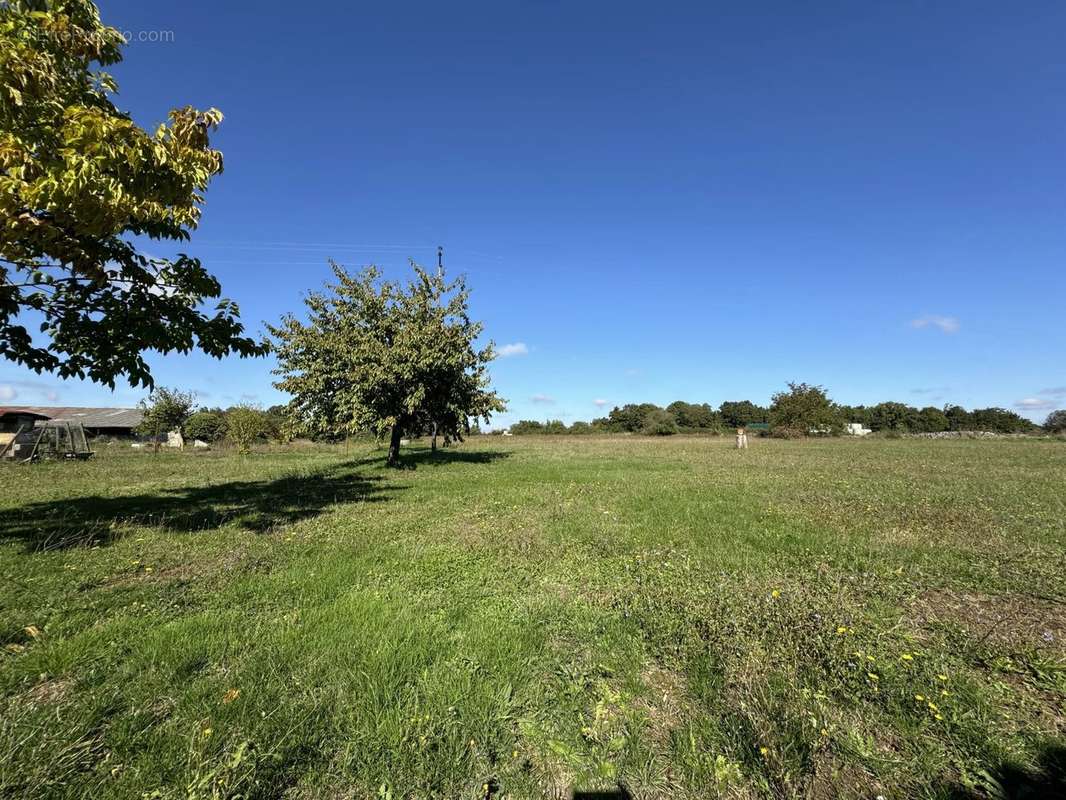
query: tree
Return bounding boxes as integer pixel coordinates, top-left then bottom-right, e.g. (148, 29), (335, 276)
(225, 404), (267, 454)
(137, 387), (195, 446)
(184, 409), (227, 443)
(510, 420), (545, 435)
(642, 408), (678, 435)
(269, 262), (504, 467)
(667, 401), (719, 430)
(607, 403), (662, 432)
(1045, 410), (1066, 433)
(971, 407), (1032, 434)
(837, 404), (873, 427)
(718, 400), (768, 428)
(769, 383), (842, 435)
(0, 0), (266, 388)
(262, 405), (290, 442)
(869, 402), (917, 432)
(913, 406), (950, 433)
(944, 405), (973, 431)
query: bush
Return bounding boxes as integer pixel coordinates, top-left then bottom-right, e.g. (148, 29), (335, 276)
(185, 410), (227, 443)
(770, 426), (805, 439)
(641, 408), (678, 436)
(226, 405), (268, 453)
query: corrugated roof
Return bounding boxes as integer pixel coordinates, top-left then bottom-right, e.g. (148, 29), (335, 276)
(2, 406), (143, 429)
(0, 408), (52, 420)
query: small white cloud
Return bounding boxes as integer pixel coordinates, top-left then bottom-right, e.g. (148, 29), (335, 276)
(496, 342), (529, 358)
(910, 315), (960, 334)
(593, 398), (609, 408)
(624, 368), (640, 377)
(1016, 397), (1055, 411)
(0, 384), (16, 401)
(1041, 386), (1066, 398)
(46, 391), (59, 401)
(531, 394), (554, 404)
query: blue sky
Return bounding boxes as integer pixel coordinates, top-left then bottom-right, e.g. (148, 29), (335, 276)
(3, 1), (1065, 425)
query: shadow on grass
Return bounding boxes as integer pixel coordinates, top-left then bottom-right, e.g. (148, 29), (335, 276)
(0, 461), (397, 552)
(572, 788), (632, 800)
(349, 447), (512, 470)
(936, 743), (1066, 799)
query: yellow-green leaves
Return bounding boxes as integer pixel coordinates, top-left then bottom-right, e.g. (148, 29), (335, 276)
(0, 1), (264, 386)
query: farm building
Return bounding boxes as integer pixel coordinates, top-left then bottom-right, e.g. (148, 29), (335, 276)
(0, 409), (53, 459)
(0, 406), (143, 438)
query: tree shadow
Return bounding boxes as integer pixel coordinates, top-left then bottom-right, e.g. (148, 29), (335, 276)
(934, 743), (1066, 799)
(0, 461), (397, 553)
(348, 447), (512, 470)
(572, 787), (632, 800)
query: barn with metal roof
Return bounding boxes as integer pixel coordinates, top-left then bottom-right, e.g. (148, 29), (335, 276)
(0, 406), (143, 437)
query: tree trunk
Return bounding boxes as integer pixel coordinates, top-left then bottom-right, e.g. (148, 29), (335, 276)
(387, 423), (403, 467)
(431, 421), (438, 453)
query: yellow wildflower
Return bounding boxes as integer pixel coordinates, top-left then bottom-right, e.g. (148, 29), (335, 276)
(901, 653), (913, 661)
(771, 590), (780, 599)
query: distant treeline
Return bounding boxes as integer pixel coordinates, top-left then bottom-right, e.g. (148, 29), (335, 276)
(503, 385), (1056, 437)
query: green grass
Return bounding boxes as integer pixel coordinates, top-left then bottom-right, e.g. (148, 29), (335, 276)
(1, 436), (1064, 799)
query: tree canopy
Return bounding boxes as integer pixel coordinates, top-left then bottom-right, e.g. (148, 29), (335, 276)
(0, 0), (265, 387)
(769, 382), (842, 434)
(136, 386), (195, 443)
(1046, 410), (1066, 433)
(269, 262), (505, 466)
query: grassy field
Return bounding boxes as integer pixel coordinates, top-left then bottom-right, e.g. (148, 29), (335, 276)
(1, 436), (1064, 799)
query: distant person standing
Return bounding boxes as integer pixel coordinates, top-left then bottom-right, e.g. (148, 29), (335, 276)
(736, 426), (749, 449)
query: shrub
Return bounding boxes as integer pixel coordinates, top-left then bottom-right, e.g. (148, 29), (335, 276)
(770, 426), (805, 439)
(226, 405), (268, 453)
(642, 408), (678, 436)
(185, 410), (227, 443)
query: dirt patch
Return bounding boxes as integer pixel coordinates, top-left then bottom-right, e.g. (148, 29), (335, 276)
(22, 676), (74, 706)
(806, 756), (883, 800)
(637, 663), (692, 750)
(96, 549), (268, 591)
(914, 589), (1066, 652)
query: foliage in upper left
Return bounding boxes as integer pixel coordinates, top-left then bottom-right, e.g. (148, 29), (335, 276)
(0, 0), (266, 388)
